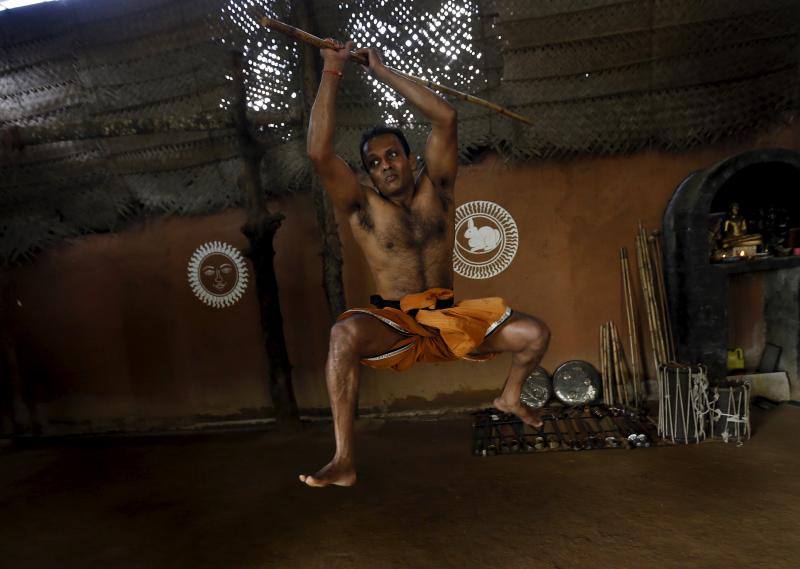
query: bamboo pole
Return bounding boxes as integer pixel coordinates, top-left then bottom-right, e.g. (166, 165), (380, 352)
(650, 230), (675, 362)
(599, 324), (607, 405)
(642, 225), (667, 365)
(607, 322), (615, 405)
(605, 323), (614, 405)
(608, 322), (615, 406)
(648, 234), (669, 362)
(620, 247), (640, 405)
(609, 321), (618, 406)
(601, 323), (610, 405)
(643, 231), (660, 350)
(600, 324), (607, 405)
(610, 322), (628, 407)
(608, 322), (628, 406)
(618, 339), (634, 406)
(619, 247), (636, 390)
(259, 16), (534, 126)
(636, 227), (662, 374)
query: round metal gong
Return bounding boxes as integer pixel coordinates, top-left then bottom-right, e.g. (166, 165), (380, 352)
(520, 366), (551, 409)
(553, 360), (600, 405)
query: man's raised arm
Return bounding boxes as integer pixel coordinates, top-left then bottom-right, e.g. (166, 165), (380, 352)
(356, 48), (458, 191)
(307, 40), (362, 212)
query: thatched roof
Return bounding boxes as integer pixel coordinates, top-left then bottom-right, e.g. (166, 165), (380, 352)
(1, 0), (798, 265)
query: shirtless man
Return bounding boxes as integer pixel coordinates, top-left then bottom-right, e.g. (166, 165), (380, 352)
(301, 41), (550, 487)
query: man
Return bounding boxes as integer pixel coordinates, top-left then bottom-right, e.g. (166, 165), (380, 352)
(301, 40), (550, 487)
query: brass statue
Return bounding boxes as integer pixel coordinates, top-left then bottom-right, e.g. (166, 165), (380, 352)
(722, 202), (762, 249)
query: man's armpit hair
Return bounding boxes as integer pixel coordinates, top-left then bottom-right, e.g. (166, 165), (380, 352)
(356, 202), (375, 232)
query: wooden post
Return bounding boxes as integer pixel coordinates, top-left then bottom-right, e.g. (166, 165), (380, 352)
(293, 0), (347, 321)
(232, 51), (300, 429)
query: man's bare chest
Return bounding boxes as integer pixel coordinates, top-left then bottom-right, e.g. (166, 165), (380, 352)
(351, 196), (452, 255)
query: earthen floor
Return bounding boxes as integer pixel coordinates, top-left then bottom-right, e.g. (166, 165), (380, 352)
(1, 405), (798, 569)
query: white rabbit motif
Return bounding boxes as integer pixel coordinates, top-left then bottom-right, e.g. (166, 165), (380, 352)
(464, 217), (501, 253)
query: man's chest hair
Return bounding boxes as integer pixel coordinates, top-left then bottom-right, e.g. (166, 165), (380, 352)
(353, 196), (450, 251)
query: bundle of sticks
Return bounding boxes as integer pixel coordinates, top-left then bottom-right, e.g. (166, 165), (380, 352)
(600, 223), (676, 407)
(599, 248), (639, 407)
(599, 320), (637, 407)
(635, 222), (675, 372)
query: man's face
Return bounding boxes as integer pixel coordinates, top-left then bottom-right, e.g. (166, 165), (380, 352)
(362, 134), (415, 197)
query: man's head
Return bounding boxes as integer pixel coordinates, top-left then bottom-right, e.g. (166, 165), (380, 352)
(360, 125), (416, 197)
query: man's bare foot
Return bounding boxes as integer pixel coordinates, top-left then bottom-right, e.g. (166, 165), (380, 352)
(493, 397), (544, 428)
(299, 459), (357, 488)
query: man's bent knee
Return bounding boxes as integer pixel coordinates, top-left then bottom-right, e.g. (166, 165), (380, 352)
(511, 315), (550, 358)
(329, 318), (365, 355)
(329, 315), (398, 359)
(530, 319), (550, 351)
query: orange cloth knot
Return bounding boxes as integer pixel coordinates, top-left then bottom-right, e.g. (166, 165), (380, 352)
(399, 287), (454, 312)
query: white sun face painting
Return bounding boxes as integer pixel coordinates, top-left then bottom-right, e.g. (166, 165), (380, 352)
(187, 241), (250, 308)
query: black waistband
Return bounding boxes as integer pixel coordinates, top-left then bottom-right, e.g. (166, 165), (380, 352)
(370, 294), (455, 311)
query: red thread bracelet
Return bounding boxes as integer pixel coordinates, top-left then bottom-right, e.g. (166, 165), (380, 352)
(323, 69), (343, 77)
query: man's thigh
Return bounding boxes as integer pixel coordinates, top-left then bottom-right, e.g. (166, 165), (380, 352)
(335, 314), (411, 358)
(472, 310), (547, 355)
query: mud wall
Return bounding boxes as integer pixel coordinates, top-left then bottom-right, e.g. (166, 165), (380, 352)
(2, 123), (798, 432)
(728, 273), (766, 371)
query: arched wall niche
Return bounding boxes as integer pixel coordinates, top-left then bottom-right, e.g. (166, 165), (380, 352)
(663, 148), (800, 381)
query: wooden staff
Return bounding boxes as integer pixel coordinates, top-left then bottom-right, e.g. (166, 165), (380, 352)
(620, 247), (640, 404)
(599, 324), (605, 405)
(618, 338), (634, 406)
(606, 323), (614, 406)
(648, 233), (668, 361)
(609, 322), (630, 405)
(642, 225), (668, 365)
(636, 226), (662, 373)
(259, 16), (534, 126)
(600, 323), (610, 405)
(650, 230), (675, 362)
(605, 323), (613, 405)
(605, 322), (616, 405)
(606, 322), (615, 406)
(640, 224), (662, 364)
(611, 321), (621, 405)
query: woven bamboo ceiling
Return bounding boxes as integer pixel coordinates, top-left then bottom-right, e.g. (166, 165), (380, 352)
(1, 0), (798, 266)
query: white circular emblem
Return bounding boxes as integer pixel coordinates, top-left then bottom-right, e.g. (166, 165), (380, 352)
(187, 241), (249, 308)
(453, 201), (518, 279)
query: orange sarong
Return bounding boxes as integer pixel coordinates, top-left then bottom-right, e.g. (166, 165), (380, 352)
(337, 288), (512, 371)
